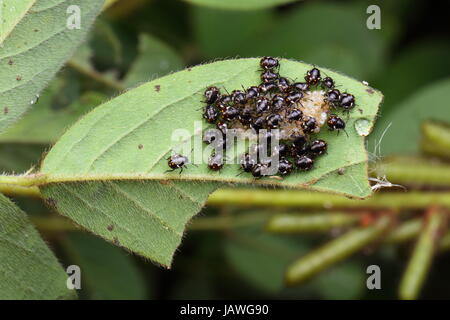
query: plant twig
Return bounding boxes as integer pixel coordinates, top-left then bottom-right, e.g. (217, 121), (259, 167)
(398, 207), (448, 300)
(285, 215), (392, 286)
(265, 211), (359, 233)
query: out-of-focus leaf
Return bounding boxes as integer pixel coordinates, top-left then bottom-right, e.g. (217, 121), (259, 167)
(124, 34), (183, 87)
(370, 78), (450, 156)
(62, 232), (148, 300)
(184, 0), (300, 10)
(311, 261), (365, 299)
(192, 7), (274, 59)
(373, 40), (450, 114)
(0, 143), (45, 173)
(0, 82), (105, 144)
(194, 3), (386, 79)
(224, 226), (311, 293)
(0, 193), (75, 300)
(0, 0), (104, 133)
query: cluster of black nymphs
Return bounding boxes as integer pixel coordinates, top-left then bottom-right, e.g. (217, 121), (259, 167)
(169, 57), (356, 177)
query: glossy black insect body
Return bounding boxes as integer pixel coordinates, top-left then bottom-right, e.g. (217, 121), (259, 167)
(287, 108), (303, 121)
(266, 114), (282, 129)
(305, 68), (321, 85)
(218, 95), (232, 110)
(239, 105), (253, 125)
(204, 86), (221, 104)
(327, 114), (346, 131)
(246, 86), (260, 100)
(273, 143), (288, 157)
(260, 56), (279, 70)
(271, 94), (286, 110)
(231, 90), (247, 105)
(208, 152), (224, 171)
(256, 97), (270, 114)
(285, 91), (303, 104)
(301, 116), (317, 134)
(216, 121), (228, 135)
(340, 93), (355, 111)
(321, 77), (335, 89)
(251, 163), (267, 178)
(295, 155), (314, 171)
(203, 105), (220, 123)
(309, 139), (327, 157)
(278, 77), (291, 92)
(293, 82), (310, 92)
(261, 70), (279, 83)
(251, 116), (266, 131)
(277, 158), (293, 176)
(259, 81), (277, 93)
(325, 89), (341, 106)
(240, 153), (257, 172)
(223, 106), (240, 120)
(167, 154), (189, 171)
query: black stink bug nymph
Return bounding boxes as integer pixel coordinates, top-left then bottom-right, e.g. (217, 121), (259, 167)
(327, 114), (346, 131)
(204, 86), (221, 104)
(309, 139), (328, 157)
(208, 152), (224, 171)
(203, 105), (220, 123)
(167, 154), (189, 172)
(305, 68), (321, 85)
(340, 93), (356, 111)
(260, 56), (279, 70)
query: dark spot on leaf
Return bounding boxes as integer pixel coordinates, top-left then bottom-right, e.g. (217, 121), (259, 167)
(187, 68), (192, 72)
(159, 180), (169, 185)
(34, 29), (39, 32)
(366, 88), (374, 94)
(338, 168), (346, 175)
(107, 224), (114, 231)
(8, 59), (13, 65)
(138, 144), (143, 149)
(113, 237), (120, 245)
(3, 107), (8, 114)
(45, 198), (57, 207)
(16, 75), (22, 81)
(155, 85), (161, 92)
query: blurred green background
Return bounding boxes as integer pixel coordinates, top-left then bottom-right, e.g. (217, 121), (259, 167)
(2, 0), (450, 299)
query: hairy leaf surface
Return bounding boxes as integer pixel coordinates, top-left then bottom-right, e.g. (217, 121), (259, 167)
(0, 194), (75, 299)
(39, 58), (382, 266)
(0, 0), (104, 133)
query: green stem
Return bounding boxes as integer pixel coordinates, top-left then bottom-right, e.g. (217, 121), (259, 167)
(398, 207), (448, 300)
(384, 219), (422, 244)
(67, 60), (125, 91)
(285, 215), (392, 285)
(208, 189), (450, 209)
(421, 120), (450, 161)
(265, 211), (359, 233)
(375, 156), (450, 187)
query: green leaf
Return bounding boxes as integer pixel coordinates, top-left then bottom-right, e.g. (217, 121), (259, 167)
(194, 3), (387, 79)
(38, 58), (382, 266)
(224, 226), (311, 293)
(370, 78), (450, 156)
(0, 0), (104, 133)
(0, 83), (105, 144)
(124, 34), (183, 88)
(0, 193), (75, 299)
(62, 232), (149, 300)
(183, 0), (300, 10)
(373, 40), (450, 113)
